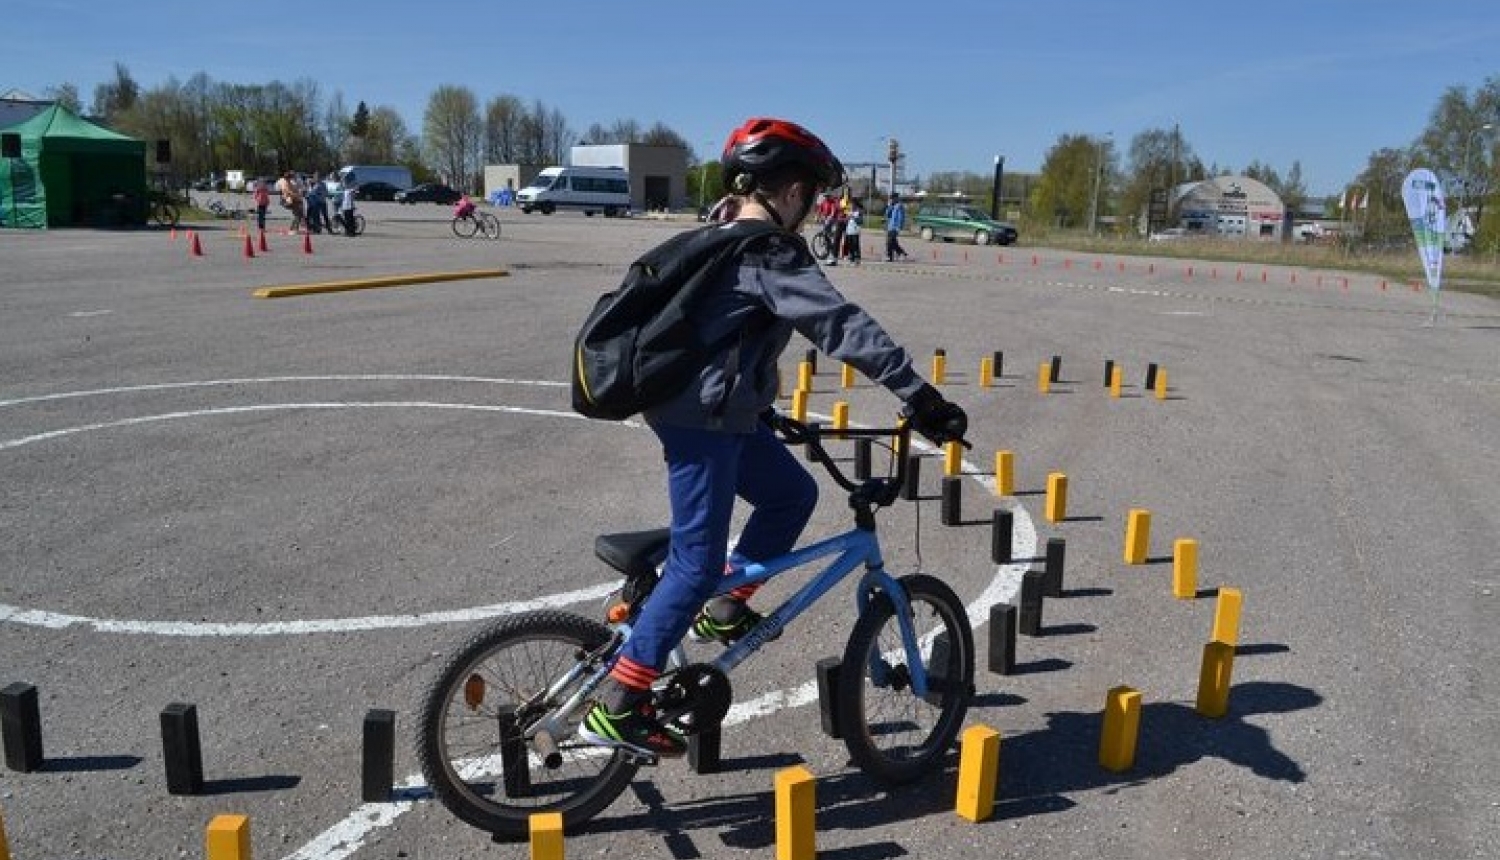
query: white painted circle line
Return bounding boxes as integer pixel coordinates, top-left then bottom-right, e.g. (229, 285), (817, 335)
(0, 374), (568, 410)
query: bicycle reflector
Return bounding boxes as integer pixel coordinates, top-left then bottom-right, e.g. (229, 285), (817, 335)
(463, 674), (486, 711)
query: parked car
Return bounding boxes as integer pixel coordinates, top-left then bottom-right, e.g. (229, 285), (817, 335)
(396, 183), (462, 205)
(913, 204), (1018, 246)
(353, 181), (401, 202)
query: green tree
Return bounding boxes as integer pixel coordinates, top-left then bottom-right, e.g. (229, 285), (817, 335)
(1121, 126), (1204, 232)
(1031, 134), (1113, 229)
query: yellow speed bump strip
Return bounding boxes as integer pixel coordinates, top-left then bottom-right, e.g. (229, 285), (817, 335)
(253, 269), (508, 298)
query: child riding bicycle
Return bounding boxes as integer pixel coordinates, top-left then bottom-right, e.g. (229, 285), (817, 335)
(577, 116), (967, 759)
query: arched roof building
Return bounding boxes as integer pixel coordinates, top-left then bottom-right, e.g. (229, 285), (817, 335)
(1171, 175), (1286, 240)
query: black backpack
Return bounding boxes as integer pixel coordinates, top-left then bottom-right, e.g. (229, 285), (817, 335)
(571, 219), (781, 421)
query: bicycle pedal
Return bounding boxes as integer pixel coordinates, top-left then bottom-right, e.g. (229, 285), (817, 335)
(620, 749), (660, 767)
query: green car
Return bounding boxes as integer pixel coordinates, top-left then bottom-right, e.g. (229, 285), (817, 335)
(913, 204), (1019, 246)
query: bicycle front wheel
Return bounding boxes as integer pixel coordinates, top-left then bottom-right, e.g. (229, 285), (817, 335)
(451, 215), (478, 238)
(811, 231), (830, 259)
(351, 213), (366, 235)
(479, 212), (501, 239)
(837, 573), (974, 785)
(415, 610), (639, 839)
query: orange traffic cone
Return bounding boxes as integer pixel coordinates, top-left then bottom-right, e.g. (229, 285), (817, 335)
(302, 231), (313, 255)
(258, 229), (270, 253)
(243, 233), (255, 259)
(189, 231), (204, 257)
(170, 226), (178, 241)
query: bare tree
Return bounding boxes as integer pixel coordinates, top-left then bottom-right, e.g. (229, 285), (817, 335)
(423, 85), (482, 190)
(485, 95), (527, 163)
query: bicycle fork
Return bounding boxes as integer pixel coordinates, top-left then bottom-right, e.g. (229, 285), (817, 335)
(856, 566), (934, 700)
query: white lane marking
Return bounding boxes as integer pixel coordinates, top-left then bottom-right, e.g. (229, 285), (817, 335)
(0, 374), (567, 409)
(0, 583), (621, 636)
(0, 401), (636, 634)
(67, 309), (113, 317)
(0, 401), (624, 453)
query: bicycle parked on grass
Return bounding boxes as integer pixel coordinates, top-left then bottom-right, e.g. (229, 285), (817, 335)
(416, 415), (976, 838)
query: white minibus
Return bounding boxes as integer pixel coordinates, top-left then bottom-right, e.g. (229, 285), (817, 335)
(516, 166), (630, 216)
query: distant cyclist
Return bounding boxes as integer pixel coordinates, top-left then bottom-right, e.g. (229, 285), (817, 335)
(578, 116), (967, 758)
(453, 194), (476, 221)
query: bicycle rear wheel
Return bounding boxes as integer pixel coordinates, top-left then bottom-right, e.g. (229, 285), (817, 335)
(415, 610), (639, 838)
(479, 212), (501, 239)
(351, 213), (366, 235)
(152, 202), (180, 228)
(451, 214), (478, 238)
(837, 573), (974, 785)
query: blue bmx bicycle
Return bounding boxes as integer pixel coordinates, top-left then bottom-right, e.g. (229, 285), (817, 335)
(415, 415), (977, 838)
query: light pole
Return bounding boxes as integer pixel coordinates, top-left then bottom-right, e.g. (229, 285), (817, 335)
(1087, 132), (1112, 234)
(698, 141), (713, 212)
(1462, 122), (1494, 212)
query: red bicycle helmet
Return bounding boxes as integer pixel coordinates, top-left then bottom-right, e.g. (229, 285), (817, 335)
(721, 117), (845, 194)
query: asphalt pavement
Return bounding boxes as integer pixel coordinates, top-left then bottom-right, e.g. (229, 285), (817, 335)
(1, 202), (1497, 859)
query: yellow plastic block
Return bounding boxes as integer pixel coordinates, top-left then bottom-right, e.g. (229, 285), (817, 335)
(205, 814), (251, 860)
(0, 802), (11, 860)
(994, 450), (1015, 497)
(1045, 472), (1068, 523)
(932, 352), (947, 385)
(1124, 509), (1151, 564)
(775, 765), (817, 860)
(529, 811), (565, 860)
(840, 363), (855, 389)
(979, 356), (994, 388)
(797, 361), (813, 393)
(1154, 367), (1169, 400)
(1109, 364), (1123, 398)
(1196, 641), (1235, 718)
(944, 441), (962, 476)
(955, 725), (1001, 822)
(831, 401), (849, 432)
(791, 389), (808, 423)
(1037, 362), (1051, 394)
(1173, 538), (1199, 598)
(1212, 587), (1243, 646)
(1098, 686), (1141, 772)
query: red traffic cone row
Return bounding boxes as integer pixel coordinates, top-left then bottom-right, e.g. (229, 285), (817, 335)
(302, 231), (314, 255)
(258, 229), (270, 253)
(189, 231), (204, 257)
(242, 233), (255, 259)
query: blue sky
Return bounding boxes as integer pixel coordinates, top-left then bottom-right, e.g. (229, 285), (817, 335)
(9, 1), (1498, 197)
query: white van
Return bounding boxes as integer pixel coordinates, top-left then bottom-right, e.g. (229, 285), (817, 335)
(336, 165), (414, 192)
(516, 166), (630, 217)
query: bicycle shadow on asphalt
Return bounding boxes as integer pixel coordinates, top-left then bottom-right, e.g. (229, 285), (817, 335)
(585, 680), (1318, 856)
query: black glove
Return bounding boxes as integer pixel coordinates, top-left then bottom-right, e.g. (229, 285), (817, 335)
(902, 383), (968, 445)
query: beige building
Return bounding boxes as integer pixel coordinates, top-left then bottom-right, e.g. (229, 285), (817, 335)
(570, 143), (688, 211)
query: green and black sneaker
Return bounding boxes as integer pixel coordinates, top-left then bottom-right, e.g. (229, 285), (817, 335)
(578, 700), (686, 759)
(689, 600), (777, 646)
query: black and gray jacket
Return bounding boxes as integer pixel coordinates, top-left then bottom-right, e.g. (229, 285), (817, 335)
(644, 226), (925, 433)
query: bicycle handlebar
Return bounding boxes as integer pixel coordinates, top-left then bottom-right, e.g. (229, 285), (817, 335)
(765, 411), (969, 510)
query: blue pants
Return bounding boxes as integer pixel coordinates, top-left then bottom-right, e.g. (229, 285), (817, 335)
(620, 420), (819, 672)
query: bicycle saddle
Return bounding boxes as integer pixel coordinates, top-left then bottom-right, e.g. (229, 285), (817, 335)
(594, 528), (671, 579)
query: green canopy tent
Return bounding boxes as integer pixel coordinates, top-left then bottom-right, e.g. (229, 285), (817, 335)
(0, 104), (147, 228)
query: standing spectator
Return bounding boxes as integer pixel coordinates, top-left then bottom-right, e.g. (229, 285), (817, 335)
(305, 173), (331, 234)
(275, 171), (305, 234)
(339, 181), (358, 236)
(884, 192), (911, 262)
(251, 177), (271, 231)
(825, 192), (848, 266)
(843, 200), (863, 264)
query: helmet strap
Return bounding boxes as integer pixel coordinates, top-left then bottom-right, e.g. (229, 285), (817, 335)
(752, 191), (786, 228)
